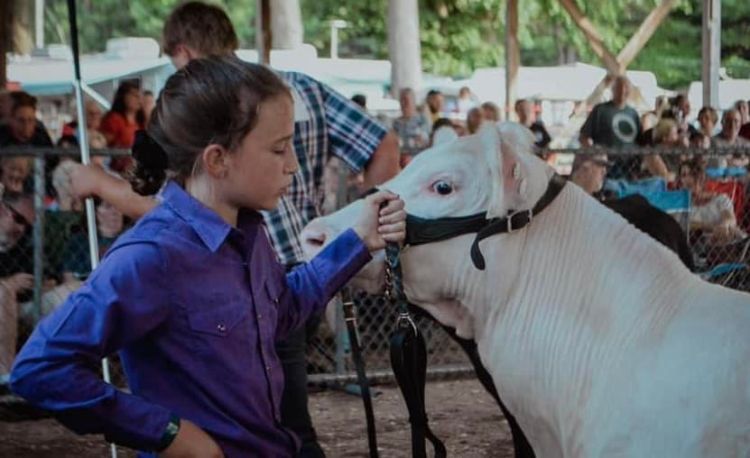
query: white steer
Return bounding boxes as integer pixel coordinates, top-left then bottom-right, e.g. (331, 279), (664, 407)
(302, 122), (750, 457)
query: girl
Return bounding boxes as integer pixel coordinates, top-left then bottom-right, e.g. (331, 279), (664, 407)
(10, 56), (405, 457)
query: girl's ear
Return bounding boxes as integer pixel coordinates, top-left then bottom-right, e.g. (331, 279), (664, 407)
(200, 144), (230, 178)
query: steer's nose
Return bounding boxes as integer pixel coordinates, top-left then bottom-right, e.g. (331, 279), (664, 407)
(301, 217), (333, 260)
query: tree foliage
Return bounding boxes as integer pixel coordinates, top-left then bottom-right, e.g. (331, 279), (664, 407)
(40, 0), (750, 90)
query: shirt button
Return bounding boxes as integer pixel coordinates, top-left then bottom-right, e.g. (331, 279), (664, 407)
(265, 365), (271, 371)
(216, 324), (226, 332)
(257, 313), (262, 319)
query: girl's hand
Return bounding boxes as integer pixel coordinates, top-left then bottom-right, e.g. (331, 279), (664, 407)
(353, 191), (406, 251)
(160, 419), (224, 458)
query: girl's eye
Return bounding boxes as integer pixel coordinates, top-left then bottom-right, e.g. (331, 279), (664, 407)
(432, 181), (453, 195)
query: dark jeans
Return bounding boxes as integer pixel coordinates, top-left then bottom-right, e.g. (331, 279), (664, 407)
(276, 313), (326, 458)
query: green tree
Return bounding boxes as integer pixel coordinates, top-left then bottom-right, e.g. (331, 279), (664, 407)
(41, 0), (750, 90)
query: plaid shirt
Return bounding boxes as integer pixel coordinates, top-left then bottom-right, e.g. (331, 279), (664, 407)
(262, 72), (388, 265)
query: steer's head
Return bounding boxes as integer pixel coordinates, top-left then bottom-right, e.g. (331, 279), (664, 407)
(302, 122), (552, 333)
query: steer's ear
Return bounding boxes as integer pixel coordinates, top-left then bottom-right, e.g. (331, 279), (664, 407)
(481, 122), (545, 218)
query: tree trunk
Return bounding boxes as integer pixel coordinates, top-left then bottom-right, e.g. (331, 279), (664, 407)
(387, 0), (422, 95)
(0, 0), (11, 87)
(12, 0), (33, 56)
(270, 0), (303, 49)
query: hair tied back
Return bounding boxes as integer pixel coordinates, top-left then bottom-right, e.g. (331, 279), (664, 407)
(130, 129), (169, 196)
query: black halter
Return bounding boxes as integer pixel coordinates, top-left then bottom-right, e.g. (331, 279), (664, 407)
(404, 173), (567, 270)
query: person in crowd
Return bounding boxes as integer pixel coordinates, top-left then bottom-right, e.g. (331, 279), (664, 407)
(351, 94), (367, 109)
(712, 109), (750, 169)
(0, 92), (53, 149)
(579, 76), (641, 178)
(392, 87), (430, 162)
(689, 131), (711, 150)
(61, 200), (124, 283)
(455, 86), (476, 114)
(61, 99), (107, 150)
(430, 117), (459, 146)
(10, 55), (406, 458)
(0, 192), (33, 376)
(570, 153), (612, 197)
(515, 99), (551, 148)
(736, 99), (749, 126)
(677, 158), (746, 245)
(697, 106), (718, 138)
(481, 101), (501, 123)
(65, 3), (400, 455)
(100, 81), (143, 149)
(671, 94), (696, 136)
(0, 156), (32, 197)
(465, 106), (484, 135)
(424, 89), (444, 125)
(141, 90), (156, 126)
(100, 81), (144, 174)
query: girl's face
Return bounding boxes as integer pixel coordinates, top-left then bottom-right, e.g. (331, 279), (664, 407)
(223, 94), (297, 211)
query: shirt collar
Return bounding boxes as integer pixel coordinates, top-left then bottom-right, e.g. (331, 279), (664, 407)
(160, 181), (263, 252)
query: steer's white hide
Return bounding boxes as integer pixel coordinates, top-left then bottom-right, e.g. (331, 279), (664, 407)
(303, 123), (750, 457)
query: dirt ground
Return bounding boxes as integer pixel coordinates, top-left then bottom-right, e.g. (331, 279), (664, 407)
(0, 379), (514, 457)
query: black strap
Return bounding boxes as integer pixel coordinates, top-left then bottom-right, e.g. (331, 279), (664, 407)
(390, 324), (447, 458)
(342, 290), (379, 458)
(385, 243), (447, 458)
(470, 174), (567, 270)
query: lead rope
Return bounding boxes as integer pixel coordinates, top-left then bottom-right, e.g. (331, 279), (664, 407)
(341, 287), (379, 458)
(386, 242), (448, 458)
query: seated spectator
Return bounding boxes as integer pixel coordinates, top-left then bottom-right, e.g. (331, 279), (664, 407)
(466, 107), (484, 134)
(393, 88), (430, 164)
(455, 86), (477, 114)
(0, 156), (31, 197)
(430, 117), (460, 147)
(62, 99), (108, 150)
(736, 99), (749, 126)
(677, 158), (747, 245)
(61, 200), (124, 282)
(647, 118), (687, 180)
(423, 89), (444, 126)
(570, 153), (613, 198)
(516, 99), (551, 148)
(712, 108), (750, 169)
(672, 94), (697, 136)
(100, 81), (144, 173)
(351, 94), (367, 109)
(481, 101), (501, 123)
(141, 90), (156, 126)
(697, 106), (718, 138)
(0, 192), (34, 375)
(0, 92), (53, 149)
(690, 131), (711, 150)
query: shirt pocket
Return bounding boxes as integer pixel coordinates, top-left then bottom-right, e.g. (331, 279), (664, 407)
(186, 295), (248, 338)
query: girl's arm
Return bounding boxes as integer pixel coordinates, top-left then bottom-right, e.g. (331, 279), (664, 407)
(276, 192), (405, 338)
(10, 241), (175, 452)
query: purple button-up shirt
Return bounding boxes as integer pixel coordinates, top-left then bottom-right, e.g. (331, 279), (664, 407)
(10, 182), (371, 457)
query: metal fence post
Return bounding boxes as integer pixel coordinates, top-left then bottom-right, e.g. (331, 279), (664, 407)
(32, 156), (46, 324)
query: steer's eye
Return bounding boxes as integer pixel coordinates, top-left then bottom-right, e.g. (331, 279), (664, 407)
(432, 181), (454, 195)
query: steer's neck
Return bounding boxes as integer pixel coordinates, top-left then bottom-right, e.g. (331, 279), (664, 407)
(462, 183), (696, 453)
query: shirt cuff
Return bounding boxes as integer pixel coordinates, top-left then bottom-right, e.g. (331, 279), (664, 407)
(312, 228), (372, 298)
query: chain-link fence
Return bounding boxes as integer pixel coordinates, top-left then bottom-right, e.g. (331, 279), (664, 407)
(3, 146), (750, 392)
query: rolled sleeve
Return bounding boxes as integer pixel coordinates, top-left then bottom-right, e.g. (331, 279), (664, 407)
(10, 241), (173, 451)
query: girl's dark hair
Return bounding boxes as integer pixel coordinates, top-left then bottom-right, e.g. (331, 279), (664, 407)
(110, 81), (140, 116)
(130, 56), (291, 195)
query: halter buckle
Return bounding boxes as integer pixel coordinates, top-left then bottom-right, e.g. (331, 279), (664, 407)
(507, 209), (533, 233)
(397, 312), (419, 336)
